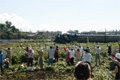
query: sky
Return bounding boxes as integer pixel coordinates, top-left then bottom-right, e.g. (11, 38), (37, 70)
(0, 0), (120, 33)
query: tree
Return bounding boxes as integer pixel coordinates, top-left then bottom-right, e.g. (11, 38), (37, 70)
(5, 21), (12, 28)
(0, 21), (28, 39)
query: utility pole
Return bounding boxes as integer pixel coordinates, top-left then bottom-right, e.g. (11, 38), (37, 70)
(104, 29), (107, 43)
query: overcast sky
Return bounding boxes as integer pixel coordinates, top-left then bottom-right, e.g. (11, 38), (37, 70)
(0, 0), (120, 33)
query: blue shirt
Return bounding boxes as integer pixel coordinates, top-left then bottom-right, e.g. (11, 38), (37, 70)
(0, 50), (3, 63)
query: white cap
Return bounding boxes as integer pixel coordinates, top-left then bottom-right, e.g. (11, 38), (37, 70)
(115, 53), (120, 59)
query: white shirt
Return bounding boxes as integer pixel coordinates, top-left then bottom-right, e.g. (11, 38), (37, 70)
(79, 47), (83, 56)
(82, 53), (92, 63)
(95, 47), (101, 54)
(70, 50), (74, 58)
(45, 46), (56, 59)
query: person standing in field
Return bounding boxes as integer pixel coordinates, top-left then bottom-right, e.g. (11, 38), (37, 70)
(0, 48), (3, 75)
(4, 47), (12, 63)
(54, 46), (59, 62)
(21, 46), (29, 63)
(118, 43), (120, 53)
(25, 48), (34, 71)
(74, 47), (81, 63)
(64, 46), (71, 66)
(45, 44), (56, 66)
(70, 48), (75, 65)
(95, 45), (101, 66)
(109, 53), (120, 80)
(82, 49), (93, 73)
(35, 46), (44, 69)
(79, 45), (83, 58)
(107, 44), (112, 56)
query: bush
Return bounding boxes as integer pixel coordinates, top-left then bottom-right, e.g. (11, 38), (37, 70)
(12, 55), (18, 64)
(20, 55), (27, 63)
(65, 66), (73, 72)
(45, 66), (55, 71)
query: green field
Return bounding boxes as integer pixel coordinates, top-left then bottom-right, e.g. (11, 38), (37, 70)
(0, 41), (119, 80)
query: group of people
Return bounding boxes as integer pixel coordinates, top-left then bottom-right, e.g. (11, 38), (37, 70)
(73, 43), (120, 80)
(0, 43), (120, 80)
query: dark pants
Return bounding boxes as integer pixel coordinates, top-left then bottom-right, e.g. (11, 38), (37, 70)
(27, 58), (33, 67)
(39, 57), (43, 69)
(119, 47), (120, 53)
(48, 59), (53, 66)
(67, 62), (70, 66)
(85, 61), (92, 73)
(70, 58), (74, 65)
(0, 63), (3, 74)
(4, 62), (9, 70)
(55, 55), (58, 62)
(109, 52), (111, 56)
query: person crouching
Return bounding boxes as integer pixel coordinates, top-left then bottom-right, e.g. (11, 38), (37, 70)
(3, 58), (9, 70)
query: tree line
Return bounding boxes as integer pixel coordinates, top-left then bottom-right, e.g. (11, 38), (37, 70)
(0, 21), (30, 39)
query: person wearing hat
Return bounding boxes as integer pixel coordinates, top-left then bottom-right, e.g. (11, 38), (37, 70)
(109, 53), (120, 80)
(35, 47), (44, 69)
(0, 48), (3, 74)
(95, 45), (101, 66)
(82, 48), (93, 73)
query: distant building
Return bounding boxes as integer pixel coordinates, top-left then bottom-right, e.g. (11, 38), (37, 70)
(24, 32), (36, 39)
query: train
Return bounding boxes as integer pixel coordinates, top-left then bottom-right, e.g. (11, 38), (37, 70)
(54, 34), (120, 43)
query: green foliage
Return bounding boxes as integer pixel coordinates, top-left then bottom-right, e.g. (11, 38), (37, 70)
(65, 66), (73, 72)
(1, 42), (119, 80)
(45, 66), (55, 71)
(0, 21), (28, 39)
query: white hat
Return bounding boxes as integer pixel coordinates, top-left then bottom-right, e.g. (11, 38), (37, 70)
(115, 53), (120, 59)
